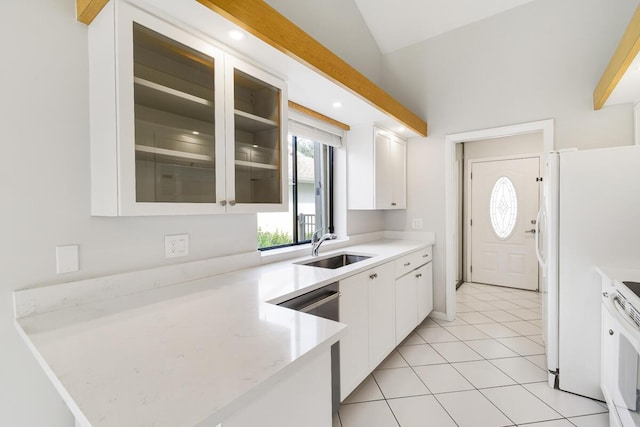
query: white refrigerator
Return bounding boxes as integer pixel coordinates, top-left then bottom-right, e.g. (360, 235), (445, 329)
(538, 145), (640, 400)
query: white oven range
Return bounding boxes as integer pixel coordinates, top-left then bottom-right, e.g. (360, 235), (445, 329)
(601, 277), (640, 427)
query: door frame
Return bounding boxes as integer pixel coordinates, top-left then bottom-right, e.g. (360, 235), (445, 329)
(443, 120), (554, 321)
(465, 153), (542, 288)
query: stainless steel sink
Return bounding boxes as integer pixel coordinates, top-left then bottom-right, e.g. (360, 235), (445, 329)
(298, 253), (372, 269)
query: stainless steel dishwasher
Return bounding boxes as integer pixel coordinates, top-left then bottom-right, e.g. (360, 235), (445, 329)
(277, 282), (340, 414)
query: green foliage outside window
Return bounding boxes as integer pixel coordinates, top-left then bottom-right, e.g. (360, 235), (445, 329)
(257, 227), (293, 248)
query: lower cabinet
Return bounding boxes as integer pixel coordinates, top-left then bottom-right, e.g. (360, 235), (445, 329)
(339, 246), (433, 401)
(368, 263), (395, 370)
(395, 271), (418, 345)
(395, 260), (434, 345)
(339, 269), (371, 400)
(417, 262), (434, 322)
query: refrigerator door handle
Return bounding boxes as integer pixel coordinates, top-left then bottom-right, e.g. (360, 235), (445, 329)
(535, 205), (545, 271)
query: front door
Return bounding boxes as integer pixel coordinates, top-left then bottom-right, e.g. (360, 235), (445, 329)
(470, 157), (540, 290)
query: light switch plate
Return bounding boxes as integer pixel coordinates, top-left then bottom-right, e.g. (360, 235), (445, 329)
(56, 245), (79, 274)
(412, 218), (424, 230)
(165, 234), (189, 259)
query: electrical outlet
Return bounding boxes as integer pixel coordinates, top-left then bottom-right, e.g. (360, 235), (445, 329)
(412, 218), (424, 230)
(165, 234), (189, 259)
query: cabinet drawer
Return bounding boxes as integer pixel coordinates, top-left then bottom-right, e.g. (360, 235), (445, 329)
(394, 253), (415, 278)
(415, 247), (433, 265)
(394, 247), (433, 278)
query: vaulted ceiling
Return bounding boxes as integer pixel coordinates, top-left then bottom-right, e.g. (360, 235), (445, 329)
(353, 0), (537, 54)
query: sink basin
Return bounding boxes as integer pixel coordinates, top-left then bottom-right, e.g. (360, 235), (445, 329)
(298, 253), (372, 269)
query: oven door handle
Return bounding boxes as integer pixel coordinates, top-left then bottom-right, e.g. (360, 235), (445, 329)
(605, 290), (640, 351)
(300, 291), (340, 314)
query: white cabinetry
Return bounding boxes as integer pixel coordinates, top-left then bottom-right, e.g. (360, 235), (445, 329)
(338, 247), (433, 399)
(368, 262), (395, 370)
(339, 262), (394, 400)
(339, 269), (370, 400)
(394, 247), (434, 345)
(347, 125), (407, 210)
(89, 1), (287, 216)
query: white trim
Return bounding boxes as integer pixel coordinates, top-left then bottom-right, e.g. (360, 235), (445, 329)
(634, 102), (640, 146)
(444, 120), (554, 321)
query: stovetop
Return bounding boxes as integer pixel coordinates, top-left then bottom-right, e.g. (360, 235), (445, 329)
(623, 281), (640, 300)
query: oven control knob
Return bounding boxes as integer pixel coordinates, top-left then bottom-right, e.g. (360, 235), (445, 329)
(609, 329), (614, 336)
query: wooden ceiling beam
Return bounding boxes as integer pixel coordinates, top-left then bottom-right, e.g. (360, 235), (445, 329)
(593, 3), (640, 110)
(196, 0), (428, 136)
(76, 0), (109, 25)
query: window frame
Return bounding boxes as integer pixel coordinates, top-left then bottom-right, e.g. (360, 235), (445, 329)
(258, 135), (334, 251)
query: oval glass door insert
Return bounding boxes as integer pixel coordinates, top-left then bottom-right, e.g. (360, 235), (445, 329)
(489, 176), (518, 239)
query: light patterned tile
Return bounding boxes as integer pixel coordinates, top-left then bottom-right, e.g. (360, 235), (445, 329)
(413, 364), (474, 394)
(456, 311), (494, 324)
(376, 350), (409, 370)
(464, 339), (519, 359)
(343, 375), (384, 404)
(397, 344), (447, 366)
(339, 400), (399, 427)
(474, 322), (521, 338)
(524, 382), (608, 418)
(401, 331), (426, 345)
(567, 413), (611, 427)
(443, 324), (490, 340)
(415, 326), (459, 343)
(435, 390), (512, 427)
(497, 336), (545, 356)
(372, 367), (430, 399)
(490, 357), (548, 383)
(430, 341), (483, 363)
(481, 385), (562, 424)
(387, 395), (457, 427)
(451, 360), (516, 388)
(502, 320), (542, 336)
(482, 310), (521, 322)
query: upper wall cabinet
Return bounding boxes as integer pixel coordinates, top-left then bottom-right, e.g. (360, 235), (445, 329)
(89, 1), (287, 216)
(347, 126), (407, 210)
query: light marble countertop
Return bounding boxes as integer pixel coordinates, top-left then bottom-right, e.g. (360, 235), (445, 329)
(15, 238), (433, 427)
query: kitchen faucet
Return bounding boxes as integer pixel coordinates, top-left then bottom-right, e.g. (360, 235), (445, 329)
(311, 229), (337, 256)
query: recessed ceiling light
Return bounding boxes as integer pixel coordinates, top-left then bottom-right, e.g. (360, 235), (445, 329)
(229, 30), (245, 41)
(192, 131), (200, 135)
(332, 101), (342, 108)
(252, 144), (259, 148)
(397, 127), (405, 132)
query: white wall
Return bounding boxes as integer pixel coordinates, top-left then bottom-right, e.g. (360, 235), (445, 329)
(463, 132), (543, 160)
(265, 0), (383, 85)
(381, 0), (638, 312)
(0, 1), (260, 425)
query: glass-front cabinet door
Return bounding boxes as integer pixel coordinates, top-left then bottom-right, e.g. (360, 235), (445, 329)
(115, 4), (226, 215)
(89, 2), (287, 216)
(224, 57), (288, 213)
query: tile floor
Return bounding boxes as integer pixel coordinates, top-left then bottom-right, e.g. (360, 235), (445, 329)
(333, 282), (609, 427)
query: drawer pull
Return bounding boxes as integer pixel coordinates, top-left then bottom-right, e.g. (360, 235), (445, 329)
(416, 273), (422, 278)
(369, 273), (378, 280)
(422, 254), (429, 258)
(404, 262), (411, 267)
(391, 202), (397, 206)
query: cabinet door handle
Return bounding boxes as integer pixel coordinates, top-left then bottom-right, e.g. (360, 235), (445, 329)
(416, 273), (422, 278)
(404, 262), (411, 267)
(369, 273), (378, 280)
(423, 254), (429, 258)
(220, 200), (227, 206)
(391, 202), (397, 206)
(229, 200), (237, 206)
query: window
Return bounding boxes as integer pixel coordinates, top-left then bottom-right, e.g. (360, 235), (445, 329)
(257, 134), (333, 249)
(489, 176), (518, 239)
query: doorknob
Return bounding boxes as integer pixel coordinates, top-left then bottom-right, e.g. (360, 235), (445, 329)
(525, 229), (536, 234)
